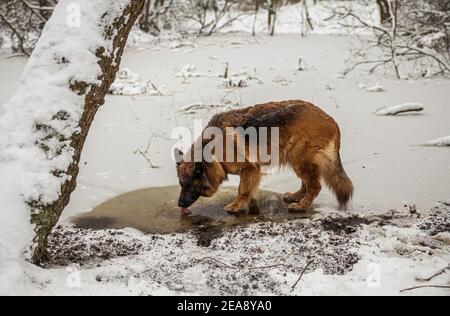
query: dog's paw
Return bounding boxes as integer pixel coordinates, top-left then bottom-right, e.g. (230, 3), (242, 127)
(283, 192), (303, 204)
(224, 201), (248, 214)
(288, 200), (311, 212)
(283, 192), (305, 204)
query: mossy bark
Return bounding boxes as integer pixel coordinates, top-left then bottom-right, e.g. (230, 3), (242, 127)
(30, 0), (146, 265)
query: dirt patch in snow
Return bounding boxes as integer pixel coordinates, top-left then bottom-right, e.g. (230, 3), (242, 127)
(321, 215), (372, 234)
(46, 227), (153, 267)
(45, 204), (450, 295)
(47, 212), (377, 274)
(47, 215), (363, 275)
(418, 203), (450, 236)
(46, 214), (362, 294)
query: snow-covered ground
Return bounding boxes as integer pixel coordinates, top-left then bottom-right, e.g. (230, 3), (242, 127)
(0, 32), (449, 295)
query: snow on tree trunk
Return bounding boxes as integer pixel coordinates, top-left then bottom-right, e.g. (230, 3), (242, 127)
(0, 0), (145, 276)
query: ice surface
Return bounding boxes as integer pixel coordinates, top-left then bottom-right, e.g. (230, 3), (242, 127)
(1, 31), (449, 295)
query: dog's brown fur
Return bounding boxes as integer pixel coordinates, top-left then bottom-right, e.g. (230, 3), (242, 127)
(176, 100), (354, 213)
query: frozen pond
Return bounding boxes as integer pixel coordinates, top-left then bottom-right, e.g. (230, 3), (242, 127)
(1, 34), (449, 221)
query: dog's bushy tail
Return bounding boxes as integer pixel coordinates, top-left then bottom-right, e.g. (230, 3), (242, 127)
(315, 142), (354, 210)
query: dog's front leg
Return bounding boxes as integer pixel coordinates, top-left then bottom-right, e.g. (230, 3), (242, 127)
(225, 166), (261, 214)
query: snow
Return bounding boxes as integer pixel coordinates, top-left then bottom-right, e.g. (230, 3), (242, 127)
(0, 31), (12, 51)
(374, 103), (425, 116)
(220, 68), (263, 88)
(1, 30), (449, 295)
(0, 0), (135, 295)
(367, 82), (385, 93)
(175, 64), (204, 81)
(36, 205), (450, 295)
(57, 33), (448, 295)
(426, 136), (450, 147)
(109, 68), (168, 96)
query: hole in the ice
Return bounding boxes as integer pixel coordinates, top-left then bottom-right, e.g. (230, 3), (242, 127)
(71, 186), (317, 235)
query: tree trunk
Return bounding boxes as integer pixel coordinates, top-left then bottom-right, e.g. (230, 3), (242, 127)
(252, 0), (260, 36)
(33, 0), (145, 265)
(267, 0), (281, 36)
(38, 0), (53, 20)
(139, 0), (152, 32)
(0, 0), (145, 267)
(377, 0), (391, 24)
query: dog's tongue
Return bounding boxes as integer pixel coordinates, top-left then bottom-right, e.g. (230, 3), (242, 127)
(181, 208), (192, 216)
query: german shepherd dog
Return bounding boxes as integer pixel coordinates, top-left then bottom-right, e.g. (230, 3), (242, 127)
(175, 100), (353, 215)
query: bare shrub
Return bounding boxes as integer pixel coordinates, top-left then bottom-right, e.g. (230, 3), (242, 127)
(0, 0), (57, 55)
(333, 0), (450, 78)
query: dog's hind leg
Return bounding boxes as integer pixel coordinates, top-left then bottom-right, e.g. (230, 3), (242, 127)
(283, 181), (306, 204)
(288, 161), (322, 212)
(225, 165), (261, 214)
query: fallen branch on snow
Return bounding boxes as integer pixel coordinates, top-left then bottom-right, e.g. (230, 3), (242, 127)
(425, 136), (450, 147)
(109, 68), (168, 96)
(367, 82), (385, 93)
(134, 135), (161, 169)
(400, 285), (450, 293)
(374, 103), (424, 116)
(291, 260), (314, 293)
(199, 257), (290, 272)
(219, 67), (263, 88)
(179, 101), (239, 114)
(273, 75), (292, 86)
(175, 64), (203, 82)
(415, 264), (450, 282)
(221, 77), (248, 88)
(199, 257), (238, 270)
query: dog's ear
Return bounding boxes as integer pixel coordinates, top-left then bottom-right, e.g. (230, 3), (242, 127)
(193, 162), (205, 177)
(174, 148), (184, 165)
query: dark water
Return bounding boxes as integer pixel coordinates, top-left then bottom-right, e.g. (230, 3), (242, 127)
(72, 186), (316, 234)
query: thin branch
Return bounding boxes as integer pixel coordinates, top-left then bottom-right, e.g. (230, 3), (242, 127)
(290, 260), (314, 293)
(20, 0), (48, 23)
(400, 285), (450, 293)
(199, 257), (238, 269)
(134, 134), (162, 169)
(403, 45), (450, 73)
(0, 12), (30, 57)
(200, 256), (291, 272)
(415, 264), (450, 282)
(248, 263), (287, 271)
(331, 1), (450, 78)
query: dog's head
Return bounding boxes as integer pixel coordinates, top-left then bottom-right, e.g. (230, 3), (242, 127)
(175, 149), (225, 209)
